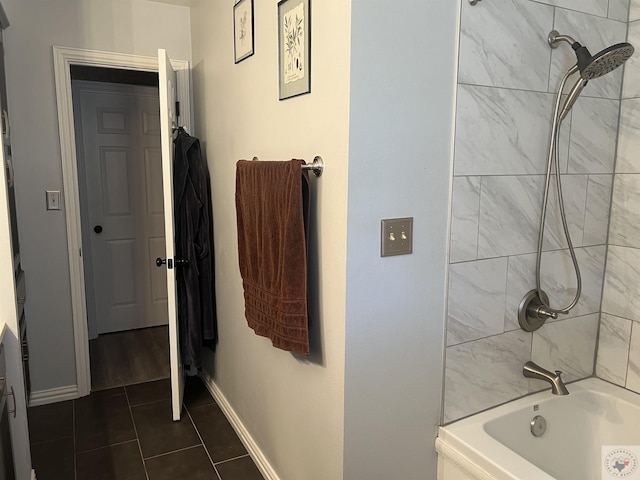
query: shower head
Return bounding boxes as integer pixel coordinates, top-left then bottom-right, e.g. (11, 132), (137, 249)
(577, 42), (635, 80)
(548, 30), (635, 80)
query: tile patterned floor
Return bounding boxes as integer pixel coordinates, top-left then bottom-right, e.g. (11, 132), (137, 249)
(28, 376), (265, 480)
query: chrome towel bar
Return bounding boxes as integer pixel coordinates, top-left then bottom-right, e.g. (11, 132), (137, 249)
(251, 155), (324, 177)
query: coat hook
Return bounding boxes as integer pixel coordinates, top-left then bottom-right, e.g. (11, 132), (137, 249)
(469, 0), (482, 4)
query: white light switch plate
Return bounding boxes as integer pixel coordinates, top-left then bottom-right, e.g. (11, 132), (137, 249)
(46, 190), (61, 211)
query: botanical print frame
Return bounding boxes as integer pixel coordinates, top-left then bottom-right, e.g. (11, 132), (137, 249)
(278, 0), (311, 100)
(234, 0), (254, 64)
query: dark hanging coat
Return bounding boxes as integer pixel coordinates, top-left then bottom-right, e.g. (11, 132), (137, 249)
(173, 128), (217, 368)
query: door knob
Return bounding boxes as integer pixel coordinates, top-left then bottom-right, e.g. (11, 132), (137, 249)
(94, 225), (103, 234)
(156, 257), (182, 269)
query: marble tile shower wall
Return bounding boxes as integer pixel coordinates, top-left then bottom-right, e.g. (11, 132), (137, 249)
(444, 0), (628, 423)
(596, 4), (640, 394)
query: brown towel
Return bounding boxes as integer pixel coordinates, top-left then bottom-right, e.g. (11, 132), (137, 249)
(235, 159), (310, 355)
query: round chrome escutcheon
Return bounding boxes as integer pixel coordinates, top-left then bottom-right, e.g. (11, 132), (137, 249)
(530, 415), (547, 437)
(518, 289), (552, 332)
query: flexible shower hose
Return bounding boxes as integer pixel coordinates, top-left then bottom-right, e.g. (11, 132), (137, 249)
(535, 64), (583, 315)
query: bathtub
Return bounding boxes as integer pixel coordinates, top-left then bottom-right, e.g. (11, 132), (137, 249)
(436, 378), (640, 480)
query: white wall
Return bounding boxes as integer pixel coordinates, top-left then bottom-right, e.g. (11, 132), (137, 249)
(1, 0), (192, 392)
(343, 1), (458, 478)
(190, 1), (349, 479)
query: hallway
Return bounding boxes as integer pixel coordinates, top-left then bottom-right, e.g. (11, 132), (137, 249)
(89, 326), (170, 391)
(28, 376), (264, 480)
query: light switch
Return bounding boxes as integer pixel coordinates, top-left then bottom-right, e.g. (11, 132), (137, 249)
(381, 217), (413, 257)
(46, 190), (61, 211)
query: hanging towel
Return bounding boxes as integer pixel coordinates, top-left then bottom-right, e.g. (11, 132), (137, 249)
(174, 128), (217, 368)
(235, 159), (310, 356)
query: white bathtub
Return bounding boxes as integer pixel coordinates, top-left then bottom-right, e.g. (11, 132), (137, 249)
(436, 378), (640, 480)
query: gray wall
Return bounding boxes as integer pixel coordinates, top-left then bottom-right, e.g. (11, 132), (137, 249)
(191, 0), (458, 477)
(596, 3), (640, 391)
(444, 0), (628, 423)
(343, 1), (457, 478)
(190, 0), (350, 478)
(2, 0), (192, 393)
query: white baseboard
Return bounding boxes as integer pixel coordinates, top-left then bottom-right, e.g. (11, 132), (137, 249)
(29, 385), (79, 407)
(199, 370), (280, 480)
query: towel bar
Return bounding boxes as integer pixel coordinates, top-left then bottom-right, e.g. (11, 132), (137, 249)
(251, 156), (324, 177)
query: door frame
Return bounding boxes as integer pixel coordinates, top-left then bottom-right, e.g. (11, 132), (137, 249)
(53, 46), (192, 397)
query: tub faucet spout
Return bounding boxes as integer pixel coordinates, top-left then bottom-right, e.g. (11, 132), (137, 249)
(523, 361), (569, 395)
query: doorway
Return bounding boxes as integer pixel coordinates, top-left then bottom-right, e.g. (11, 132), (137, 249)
(71, 71), (170, 390)
(52, 47), (192, 398)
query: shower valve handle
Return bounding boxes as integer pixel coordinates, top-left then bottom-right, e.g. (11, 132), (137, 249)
(535, 305), (558, 320)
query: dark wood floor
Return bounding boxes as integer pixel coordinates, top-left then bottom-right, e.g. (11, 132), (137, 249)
(89, 325), (170, 391)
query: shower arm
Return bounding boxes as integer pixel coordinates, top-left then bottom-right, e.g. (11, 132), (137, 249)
(548, 31), (577, 49)
(535, 63), (583, 315)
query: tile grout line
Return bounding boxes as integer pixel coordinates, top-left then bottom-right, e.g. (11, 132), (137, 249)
(127, 393), (174, 409)
(213, 453), (251, 466)
(94, 377), (170, 401)
(185, 406), (223, 480)
(124, 387), (150, 480)
(124, 378), (171, 408)
(141, 443), (203, 461)
(75, 439), (140, 455)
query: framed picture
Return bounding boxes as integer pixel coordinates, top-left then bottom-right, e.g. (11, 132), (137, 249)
(234, 0), (254, 64)
(278, 0), (310, 100)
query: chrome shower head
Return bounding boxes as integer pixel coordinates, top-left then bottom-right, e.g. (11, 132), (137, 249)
(580, 43), (635, 79)
(548, 30), (635, 80)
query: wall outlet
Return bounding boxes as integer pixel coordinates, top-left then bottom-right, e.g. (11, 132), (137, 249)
(46, 190), (61, 211)
(381, 217), (413, 257)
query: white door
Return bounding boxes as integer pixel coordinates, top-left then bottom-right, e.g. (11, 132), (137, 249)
(74, 82), (169, 336)
(158, 49), (184, 421)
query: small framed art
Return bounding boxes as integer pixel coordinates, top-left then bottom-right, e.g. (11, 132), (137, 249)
(278, 0), (310, 100)
(234, 0), (254, 64)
